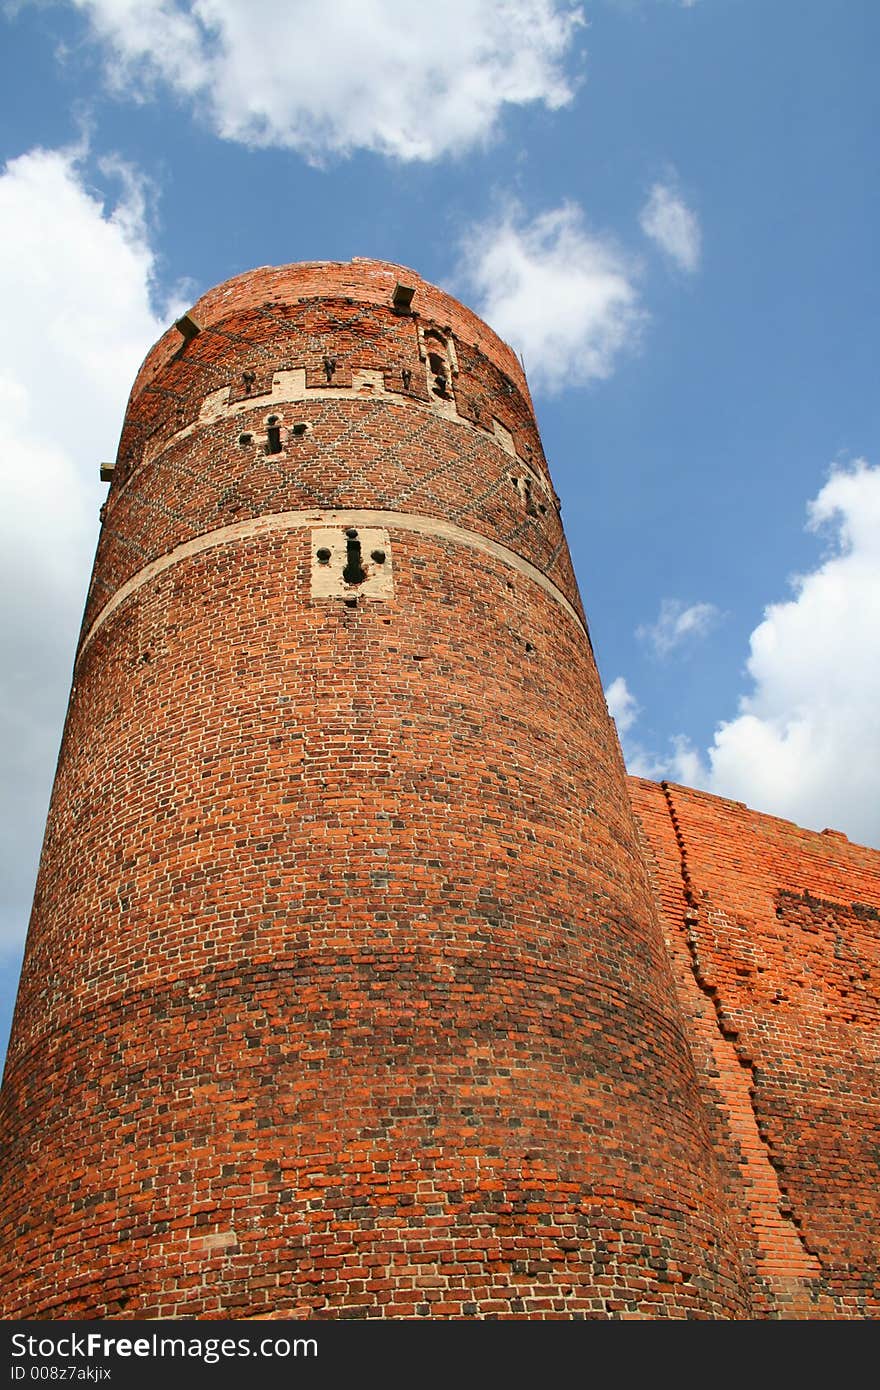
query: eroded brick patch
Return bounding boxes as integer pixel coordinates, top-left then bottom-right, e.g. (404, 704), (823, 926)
(629, 777), (880, 1318)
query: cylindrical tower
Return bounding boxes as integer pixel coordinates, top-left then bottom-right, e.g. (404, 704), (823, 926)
(0, 260), (750, 1318)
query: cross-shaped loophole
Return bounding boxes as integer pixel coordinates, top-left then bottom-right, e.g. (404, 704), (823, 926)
(342, 528), (367, 585)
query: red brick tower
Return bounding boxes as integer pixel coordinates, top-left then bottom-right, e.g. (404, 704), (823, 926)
(0, 260), (750, 1318)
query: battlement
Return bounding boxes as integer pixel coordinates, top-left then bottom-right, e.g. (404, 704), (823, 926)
(128, 258), (531, 416)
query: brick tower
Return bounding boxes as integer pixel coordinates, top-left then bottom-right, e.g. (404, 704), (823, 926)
(0, 260), (751, 1318)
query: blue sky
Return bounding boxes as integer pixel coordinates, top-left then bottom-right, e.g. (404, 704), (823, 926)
(1, 0), (878, 1065)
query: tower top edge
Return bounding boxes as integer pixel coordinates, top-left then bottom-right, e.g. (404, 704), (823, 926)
(130, 258), (531, 410)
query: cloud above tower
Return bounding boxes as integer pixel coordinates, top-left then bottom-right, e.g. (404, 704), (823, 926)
(65, 0), (585, 162)
(459, 201), (645, 392)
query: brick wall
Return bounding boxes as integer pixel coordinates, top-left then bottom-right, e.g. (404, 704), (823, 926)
(629, 778), (880, 1317)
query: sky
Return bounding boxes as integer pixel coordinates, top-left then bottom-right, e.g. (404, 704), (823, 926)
(1, 0), (878, 1066)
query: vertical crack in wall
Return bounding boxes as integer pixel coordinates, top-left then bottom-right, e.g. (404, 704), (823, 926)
(659, 782), (823, 1298)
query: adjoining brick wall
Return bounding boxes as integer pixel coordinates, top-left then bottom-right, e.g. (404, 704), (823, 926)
(0, 260), (749, 1319)
(628, 777), (880, 1318)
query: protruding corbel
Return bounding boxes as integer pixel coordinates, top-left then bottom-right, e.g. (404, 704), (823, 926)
(100, 462), (115, 482)
(174, 312), (202, 342)
(391, 283), (415, 313)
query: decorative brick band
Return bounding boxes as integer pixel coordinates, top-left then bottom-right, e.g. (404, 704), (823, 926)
(77, 509), (588, 663)
(123, 368), (545, 495)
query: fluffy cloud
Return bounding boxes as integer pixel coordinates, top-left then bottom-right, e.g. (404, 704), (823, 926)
(69, 0), (584, 162)
(0, 145), (178, 952)
(624, 735), (703, 786)
(639, 181), (701, 273)
(636, 598), (721, 656)
(605, 675), (640, 734)
(701, 462), (880, 845)
(617, 463), (880, 849)
(459, 202), (644, 392)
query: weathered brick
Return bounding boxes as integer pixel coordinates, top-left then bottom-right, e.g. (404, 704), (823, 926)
(0, 260), (875, 1321)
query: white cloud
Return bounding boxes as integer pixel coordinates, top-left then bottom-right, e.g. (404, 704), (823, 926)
(607, 1), (700, 8)
(619, 463), (880, 849)
(605, 675), (639, 734)
(606, 682), (701, 784)
(636, 598), (721, 656)
(639, 181), (701, 273)
(69, 0), (584, 162)
(701, 462), (880, 846)
(459, 201), (644, 392)
(0, 145), (178, 951)
(628, 733), (703, 785)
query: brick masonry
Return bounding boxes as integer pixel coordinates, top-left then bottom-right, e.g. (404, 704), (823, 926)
(629, 778), (880, 1318)
(0, 260), (876, 1319)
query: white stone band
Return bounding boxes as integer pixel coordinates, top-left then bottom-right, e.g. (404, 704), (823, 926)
(77, 509), (586, 662)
